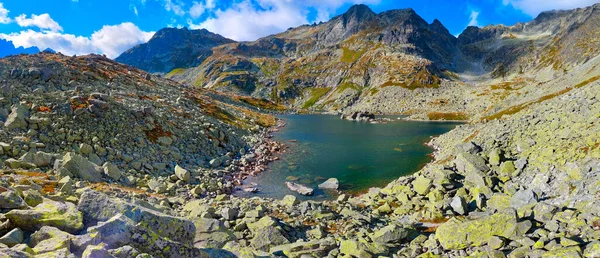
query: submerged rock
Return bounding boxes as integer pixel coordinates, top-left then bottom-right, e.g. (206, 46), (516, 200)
(285, 181), (314, 196)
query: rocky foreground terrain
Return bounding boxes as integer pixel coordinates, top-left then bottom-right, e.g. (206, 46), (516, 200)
(0, 51), (597, 257)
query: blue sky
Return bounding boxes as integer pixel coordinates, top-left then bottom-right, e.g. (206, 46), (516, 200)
(0, 0), (598, 58)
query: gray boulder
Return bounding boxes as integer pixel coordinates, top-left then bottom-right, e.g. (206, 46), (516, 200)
(0, 190), (27, 209)
(318, 178), (339, 190)
(175, 164), (190, 182)
(0, 228), (24, 247)
(451, 196), (468, 215)
(59, 152), (103, 182)
(4, 103), (29, 130)
(510, 189), (538, 209)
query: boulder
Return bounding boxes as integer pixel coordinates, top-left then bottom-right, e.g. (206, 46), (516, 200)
(454, 152), (490, 187)
(102, 162), (122, 181)
(30, 227), (73, 255)
(193, 218), (235, 249)
(248, 216), (290, 251)
(282, 195), (299, 208)
(19, 151), (55, 167)
(285, 182), (314, 196)
(0, 189), (27, 209)
(370, 224), (412, 244)
(0, 249), (30, 258)
(451, 196), (468, 215)
(77, 190), (208, 257)
(340, 240), (373, 258)
(0, 228), (24, 247)
(4, 103), (29, 130)
(6, 198), (83, 234)
(412, 177), (432, 195)
(270, 238), (337, 258)
(435, 209), (519, 250)
(318, 178), (339, 190)
(59, 152), (103, 182)
(510, 189), (538, 209)
(175, 164), (190, 182)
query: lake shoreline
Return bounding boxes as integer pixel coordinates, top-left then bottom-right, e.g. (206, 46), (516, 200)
(238, 114), (460, 200)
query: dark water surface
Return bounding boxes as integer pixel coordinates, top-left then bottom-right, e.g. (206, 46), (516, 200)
(241, 115), (460, 200)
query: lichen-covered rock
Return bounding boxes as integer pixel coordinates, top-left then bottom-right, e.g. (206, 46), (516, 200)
(340, 239), (372, 258)
(0, 189), (27, 209)
(6, 198), (83, 234)
(78, 190), (195, 244)
(248, 216), (290, 251)
(435, 209), (519, 250)
(369, 224), (412, 244)
(412, 176), (432, 195)
(454, 152), (490, 187)
(193, 218), (235, 249)
(270, 238), (337, 258)
(78, 190), (208, 257)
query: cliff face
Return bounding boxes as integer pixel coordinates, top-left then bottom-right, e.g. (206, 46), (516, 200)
(115, 28), (235, 74)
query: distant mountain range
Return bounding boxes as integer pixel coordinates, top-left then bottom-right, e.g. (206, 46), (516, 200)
(115, 3), (600, 115)
(0, 39), (41, 57)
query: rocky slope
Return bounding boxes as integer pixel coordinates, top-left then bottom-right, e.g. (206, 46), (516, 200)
(115, 28), (235, 74)
(0, 60), (598, 257)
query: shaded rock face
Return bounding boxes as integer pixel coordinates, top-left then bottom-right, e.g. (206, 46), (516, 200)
(115, 28), (236, 74)
(77, 190), (207, 257)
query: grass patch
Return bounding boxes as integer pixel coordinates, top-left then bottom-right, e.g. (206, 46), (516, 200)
(235, 96), (287, 111)
(303, 88), (331, 109)
(483, 87), (573, 121)
(336, 82), (361, 93)
(427, 112), (469, 121)
(574, 76), (600, 88)
(341, 47), (367, 63)
(166, 68), (186, 77)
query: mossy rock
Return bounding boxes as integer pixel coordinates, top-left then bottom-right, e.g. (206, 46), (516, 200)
(435, 209), (518, 250)
(6, 198), (83, 234)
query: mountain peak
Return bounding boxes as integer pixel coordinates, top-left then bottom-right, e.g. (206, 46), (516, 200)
(341, 4), (376, 21)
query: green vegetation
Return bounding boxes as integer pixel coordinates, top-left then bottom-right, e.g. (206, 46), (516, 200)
(341, 47), (367, 63)
(302, 88), (331, 109)
(336, 82), (361, 93)
(166, 68), (186, 77)
(427, 112), (469, 121)
(235, 96), (287, 111)
(483, 87), (574, 121)
(574, 76), (600, 88)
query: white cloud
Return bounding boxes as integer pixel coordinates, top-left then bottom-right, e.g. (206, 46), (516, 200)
(0, 3), (10, 24)
(189, 2), (206, 18)
(15, 13), (63, 32)
(164, 0), (185, 16)
(91, 23), (155, 57)
(503, 0), (600, 16)
(0, 22), (154, 58)
(468, 10), (480, 27)
(188, 0), (381, 41)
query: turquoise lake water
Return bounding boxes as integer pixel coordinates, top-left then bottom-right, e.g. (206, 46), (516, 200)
(241, 115), (460, 200)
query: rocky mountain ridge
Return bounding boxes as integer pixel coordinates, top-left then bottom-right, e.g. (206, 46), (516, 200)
(115, 28), (236, 74)
(117, 4), (600, 119)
